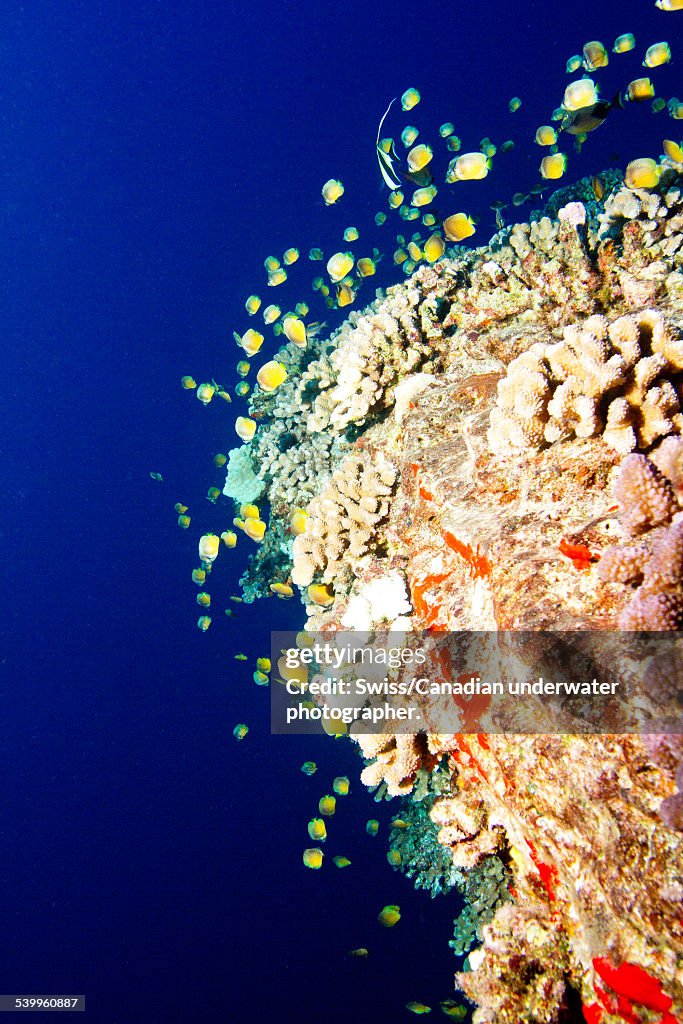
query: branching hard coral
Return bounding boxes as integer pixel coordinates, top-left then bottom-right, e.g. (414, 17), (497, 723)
(354, 731), (429, 798)
(298, 278), (447, 436)
(598, 450), (683, 628)
(249, 404), (346, 515)
(488, 309), (683, 456)
(597, 165), (683, 261)
(291, 451), (397, 591)
(449, 853), (512, 958)
(388, 797), (464, 898)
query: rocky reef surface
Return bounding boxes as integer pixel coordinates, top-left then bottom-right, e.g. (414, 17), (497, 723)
(229, 163), (683, 1023)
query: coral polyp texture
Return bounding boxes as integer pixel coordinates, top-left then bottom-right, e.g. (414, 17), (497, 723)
(230, 163), (683, 1021)
(598, 449), (683, 628)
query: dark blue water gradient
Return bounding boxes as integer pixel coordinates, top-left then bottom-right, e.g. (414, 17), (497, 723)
(0, 1), (679, 1019)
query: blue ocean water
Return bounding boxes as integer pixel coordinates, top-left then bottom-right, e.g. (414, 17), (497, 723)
(0, 1), (678, 1020)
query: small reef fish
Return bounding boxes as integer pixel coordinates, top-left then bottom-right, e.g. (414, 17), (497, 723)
(443, 213), (476, 242)
(563, 78), (598, 112)
(406, 143), (433, 172)
(405, 1002), (431, 1015)
(561, 91), (622, 135)
(302, 848), (323, 869)
(378, 904), (401, 927)
(643, 42), (671, 68)
(401, 87), (420, 111)
(319, 794), (336, 816)
(196, 382), (215, 404)
(346, 948), (368, 958)
(582, 39), (609, 71)
(308, 818), (327, 842)
(333, 856), (351, 868)
(613, 33), (635, 54)
(321, 179), (344, 205)
(440, 1001), (467, 1019)
(663, 139), (683, 163)
(626, 77), (655, 102)
(376, 98), (402, 189)
(591, 175), (605, 200)
(234, 652), (248, 660)
(625, 157), (661, 189)
(540, 153), (567, 179)
(306, 321), (327, 339)
(401, 125), (419, 147)
(149, 471), (163, 481)
(535, 125), (557, 146)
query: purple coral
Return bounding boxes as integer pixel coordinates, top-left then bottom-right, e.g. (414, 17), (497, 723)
(613, 453), (678, 536)
(600, 454), (683, 628)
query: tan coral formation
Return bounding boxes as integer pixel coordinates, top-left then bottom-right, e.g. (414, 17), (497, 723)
(355, 732), (430, 797)
(291, 451), (397, 592)
(488, 309), (683, 456)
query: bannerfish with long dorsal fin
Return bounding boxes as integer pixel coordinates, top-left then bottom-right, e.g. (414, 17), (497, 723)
(561, 91), (623, 135)
(376, 98), (402, 189)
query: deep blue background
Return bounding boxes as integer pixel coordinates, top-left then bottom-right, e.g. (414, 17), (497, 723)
(0, 1), (679, 1021)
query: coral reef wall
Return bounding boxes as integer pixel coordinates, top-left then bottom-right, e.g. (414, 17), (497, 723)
(236, 164), (683, 1022)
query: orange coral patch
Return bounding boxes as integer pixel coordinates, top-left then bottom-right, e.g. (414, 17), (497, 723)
(452, 731), (490, 777)
(409, 571), (450, 626)
(592, 959), (673, 1014)
(442, 530), (491, 578)
(582, 1003), (603, 1024)
(559, 537), (600, 570)
(527, 840), (559, 902)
